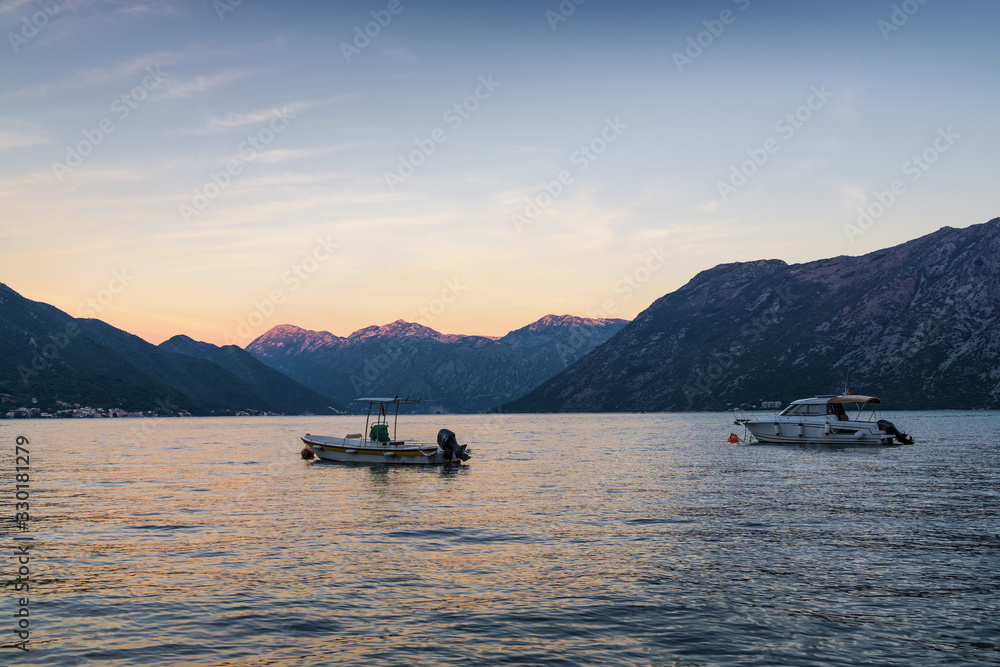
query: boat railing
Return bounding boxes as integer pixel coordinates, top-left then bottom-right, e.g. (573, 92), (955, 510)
(354, 437), (440, 449)
(731, 408), (756, 424)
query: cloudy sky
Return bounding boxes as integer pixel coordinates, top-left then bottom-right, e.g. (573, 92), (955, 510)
(1, 0), (997, 345)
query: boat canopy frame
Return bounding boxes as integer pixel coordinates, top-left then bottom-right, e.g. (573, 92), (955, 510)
(777, 394), (882, 421)
(827, 395), (880, 405)
(357, 397), (421, 442)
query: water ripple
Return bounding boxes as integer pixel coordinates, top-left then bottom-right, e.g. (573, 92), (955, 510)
(2, 412), (998, 665)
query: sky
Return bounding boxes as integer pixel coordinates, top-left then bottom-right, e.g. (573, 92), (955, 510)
(1, 0), (997, 346)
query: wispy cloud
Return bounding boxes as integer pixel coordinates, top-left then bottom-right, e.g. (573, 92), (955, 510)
(0, 117), (49, 150)
(831, 87), (860, 121)
(253, 144), (358, 164)
(184, 192), (406, 227)
(3, 51), (181, 100)
(836, 182), (868, 210)
(0, 170), (54, 198)
(109, 0), (186, 17)
(0, 0), (34, 16)
(236, 171), (352, 189)
(3, 0), (187, 18)
(186, 95), (353, 135)
(152, 69), (255, 101)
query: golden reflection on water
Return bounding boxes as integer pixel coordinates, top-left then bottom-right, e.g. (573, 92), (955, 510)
(1, 412), (998, 665)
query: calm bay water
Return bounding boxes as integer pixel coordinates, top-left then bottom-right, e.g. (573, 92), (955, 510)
(2, 411), (998, 666)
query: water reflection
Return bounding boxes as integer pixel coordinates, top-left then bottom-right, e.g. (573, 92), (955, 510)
(2, 413), (997, 666)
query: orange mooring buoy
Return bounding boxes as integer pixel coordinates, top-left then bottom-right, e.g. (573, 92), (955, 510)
(301, 445), (315, 460)
(727, 433), (740, 444)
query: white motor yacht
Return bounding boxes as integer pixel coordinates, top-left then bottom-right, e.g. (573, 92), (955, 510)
(732, 394), (914, 445)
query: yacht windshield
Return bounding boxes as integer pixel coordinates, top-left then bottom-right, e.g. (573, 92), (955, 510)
(779, 403), (827, 416)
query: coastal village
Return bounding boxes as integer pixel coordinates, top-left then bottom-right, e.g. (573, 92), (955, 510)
(1, 396), (170, 419)
(0, 394), (285, 418)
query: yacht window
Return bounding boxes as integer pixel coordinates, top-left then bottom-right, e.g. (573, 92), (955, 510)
(827, 403), (848, 420)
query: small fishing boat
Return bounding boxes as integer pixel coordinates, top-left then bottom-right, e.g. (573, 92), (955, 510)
(732, 394), (914, 445)
(301, 397), (471, 464)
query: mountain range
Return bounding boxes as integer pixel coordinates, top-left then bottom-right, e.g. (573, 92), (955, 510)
(5, 218), (997, 415)
(0, 280), (626, 414)
(503, 218), (1000, 412)
(245, 315), (629, 413)
(0, 283), (341, 415)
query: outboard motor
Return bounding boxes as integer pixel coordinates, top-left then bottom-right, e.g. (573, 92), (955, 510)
(437, 428), (471, 462)
(877, 419), (914, 445)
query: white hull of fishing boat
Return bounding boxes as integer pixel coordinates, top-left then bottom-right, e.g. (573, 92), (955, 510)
(301, 434), (465, 465)
(300, 397), (471, 465)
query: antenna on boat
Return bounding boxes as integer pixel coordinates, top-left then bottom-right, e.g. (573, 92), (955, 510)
(844, 370), (850, 396)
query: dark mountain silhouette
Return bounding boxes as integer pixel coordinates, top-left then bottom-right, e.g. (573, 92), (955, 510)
(159, 334), (344, 414)
(502, 218), (1000, 412)
(0, 283), (339, 415)
(246, 315), (628, 413)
